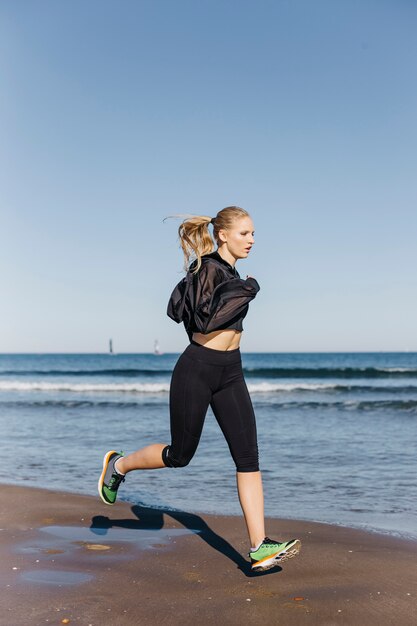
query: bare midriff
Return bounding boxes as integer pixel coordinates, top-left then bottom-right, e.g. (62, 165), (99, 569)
(192, 329), (242, 351)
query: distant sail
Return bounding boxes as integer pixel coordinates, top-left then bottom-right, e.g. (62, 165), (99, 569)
(109, 339), (113, 354)
(154, 339), (163, 355)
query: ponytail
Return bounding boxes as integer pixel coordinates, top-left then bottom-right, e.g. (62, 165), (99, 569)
(164, 206), (249, 273)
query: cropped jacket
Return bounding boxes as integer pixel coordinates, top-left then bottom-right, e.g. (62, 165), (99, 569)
(167, 250), (260, 341)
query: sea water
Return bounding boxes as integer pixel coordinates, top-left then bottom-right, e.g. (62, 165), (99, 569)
(1, 352), (416, 539)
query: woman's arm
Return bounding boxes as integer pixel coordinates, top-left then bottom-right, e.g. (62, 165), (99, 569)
(193, 265), (260, 333)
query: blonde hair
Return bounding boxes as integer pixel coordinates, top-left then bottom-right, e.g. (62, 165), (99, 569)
(164, 206), (250, 273)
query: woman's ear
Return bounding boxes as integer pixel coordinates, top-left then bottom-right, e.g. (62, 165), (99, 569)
(217, 229), (227, 244)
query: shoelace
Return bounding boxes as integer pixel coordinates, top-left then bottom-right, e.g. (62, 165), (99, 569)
(250, 537), (280, 556)
(109, 473), (125, 490)
(262, 537), (280, 546)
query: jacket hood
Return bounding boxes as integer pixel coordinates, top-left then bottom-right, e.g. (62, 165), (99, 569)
(199, 250), (239, 276)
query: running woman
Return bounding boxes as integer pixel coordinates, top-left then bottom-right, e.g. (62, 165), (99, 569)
(98, 206), (301, 571)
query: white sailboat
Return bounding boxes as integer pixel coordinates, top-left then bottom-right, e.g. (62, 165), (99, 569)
(154, 339), (163, 355)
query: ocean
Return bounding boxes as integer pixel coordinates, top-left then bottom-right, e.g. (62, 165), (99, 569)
(1, 351), (416, 540)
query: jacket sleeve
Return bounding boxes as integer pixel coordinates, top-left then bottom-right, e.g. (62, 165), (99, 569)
(166, 273), (192, 323)
(193, 264), (260, 334)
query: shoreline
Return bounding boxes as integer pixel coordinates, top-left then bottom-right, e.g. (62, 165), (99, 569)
(4, 480), (416, 544)
(1, 484), (417, 625)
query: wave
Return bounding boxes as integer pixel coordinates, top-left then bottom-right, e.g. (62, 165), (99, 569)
(1, 398), (417, 412)
(1, 366), (417, 379)
(244, 366), (417, 379)
(2, 380), (417, 394)
(264, 399), (417, 412)
(0, 368), (173, 378)
(0, 381), (171, 393)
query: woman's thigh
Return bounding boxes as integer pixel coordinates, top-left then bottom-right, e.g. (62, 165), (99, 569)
(210, 374), (259, 472)
(168, 352), (213, 466)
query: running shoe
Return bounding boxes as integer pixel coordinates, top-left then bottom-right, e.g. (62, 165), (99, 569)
(249, 537), (301, 571)
(98, 450), (125, 505)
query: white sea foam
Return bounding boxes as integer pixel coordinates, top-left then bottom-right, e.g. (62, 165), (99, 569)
(380, 367), (416, 373)
(247, 382), (339, 393)
(0, 381), (171, 393)
(0, 380), (344, 394)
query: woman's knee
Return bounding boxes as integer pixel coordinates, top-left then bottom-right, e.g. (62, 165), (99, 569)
(236, 461), (260, 472)
(162, 445), (192, 468)
(234, 446), (259, 473)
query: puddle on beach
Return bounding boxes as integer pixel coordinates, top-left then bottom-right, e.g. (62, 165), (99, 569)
(15, 524), (199, 586)
(16, 524), (198, 555)
(21, 569), (93, 586)
(39, 524), (196, 546)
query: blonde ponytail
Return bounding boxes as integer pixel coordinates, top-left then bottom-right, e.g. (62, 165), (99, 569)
(164, 206), (250, 273)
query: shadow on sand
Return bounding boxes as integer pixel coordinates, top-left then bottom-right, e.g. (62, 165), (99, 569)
(90, 503), (282, 578)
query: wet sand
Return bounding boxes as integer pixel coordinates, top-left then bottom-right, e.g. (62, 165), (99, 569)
(1, 484), (416, 626)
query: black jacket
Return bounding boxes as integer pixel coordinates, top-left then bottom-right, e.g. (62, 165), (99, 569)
(167, 250), (260, 341)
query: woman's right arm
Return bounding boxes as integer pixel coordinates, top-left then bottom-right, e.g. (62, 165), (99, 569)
(193, 264), (260, 334)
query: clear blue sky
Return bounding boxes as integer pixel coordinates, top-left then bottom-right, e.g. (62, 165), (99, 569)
(1, 0), (416, 352)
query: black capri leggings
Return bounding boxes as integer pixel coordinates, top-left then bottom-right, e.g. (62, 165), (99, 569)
(162, 340), (259, 472)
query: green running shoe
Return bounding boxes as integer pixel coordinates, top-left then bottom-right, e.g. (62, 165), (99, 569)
(249, 537), (301, 571)
(98, 450), (125, 505)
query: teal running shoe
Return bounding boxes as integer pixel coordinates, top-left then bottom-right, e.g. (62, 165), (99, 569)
(98, 450), (125, 505)
(249, 537), (301, 571)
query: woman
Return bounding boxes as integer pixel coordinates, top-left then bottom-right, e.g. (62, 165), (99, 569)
(98, 206), (301, 571)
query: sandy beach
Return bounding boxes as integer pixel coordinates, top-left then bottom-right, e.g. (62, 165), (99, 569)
(0, 485), (416, 625)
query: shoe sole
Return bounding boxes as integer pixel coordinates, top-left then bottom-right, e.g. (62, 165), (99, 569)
(98, 450), (118, 505)
(251, 539), (302, 572)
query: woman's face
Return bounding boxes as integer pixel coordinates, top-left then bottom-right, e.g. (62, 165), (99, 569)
(220, 216), (255, 260)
